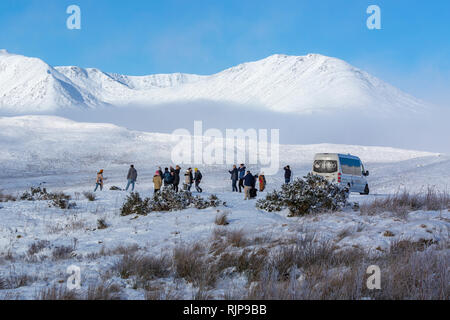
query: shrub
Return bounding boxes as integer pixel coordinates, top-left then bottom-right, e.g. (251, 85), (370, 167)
(120, 192), (152, 216)
(120, 190), (224, 216)
(257, 173), (347, 216)
(150, 189), (193, 212)
(19, 187), (75, 209)
(27, 240), (50, 256)
(52, 239), (77, 260)
(97, 218), (108, 230)
(20, 187), (48, 201)
(83, 192), (96, 201)
(52, 246), (75, 260)
(113, 253), (170, 284)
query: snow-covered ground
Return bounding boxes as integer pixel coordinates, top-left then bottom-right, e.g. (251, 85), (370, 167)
(0, 115), (448, 299)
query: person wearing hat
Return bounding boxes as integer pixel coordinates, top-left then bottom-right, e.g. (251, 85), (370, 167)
(194, 168), (203, 193)
(94, 169), (104, 192)
(153, 170), (162, 194)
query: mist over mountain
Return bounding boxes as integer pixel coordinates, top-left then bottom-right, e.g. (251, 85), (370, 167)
(1, 49), (448, 153)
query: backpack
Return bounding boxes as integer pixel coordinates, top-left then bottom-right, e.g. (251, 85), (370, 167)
(164, 172), (172, 183)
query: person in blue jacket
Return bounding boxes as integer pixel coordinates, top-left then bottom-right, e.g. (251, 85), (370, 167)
(238, 163), (246, 193)
(163, 167), (173, 189)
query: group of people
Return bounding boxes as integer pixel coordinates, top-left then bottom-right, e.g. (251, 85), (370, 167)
(152, 166), (203, 194)
(94, 165), (204, 194)
(228, 164), (267, 200)
(94, 164), (293, 199)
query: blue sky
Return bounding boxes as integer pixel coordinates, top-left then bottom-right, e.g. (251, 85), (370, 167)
(0, 0), (449, 105)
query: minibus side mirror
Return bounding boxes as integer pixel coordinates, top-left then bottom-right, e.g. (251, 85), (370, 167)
(363, 171), (369, 176)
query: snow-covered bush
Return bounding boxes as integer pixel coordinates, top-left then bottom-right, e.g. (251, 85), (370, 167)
(151, 189), (193, 212)
(19, 187), (75, 209)
(120, 192), (152, 216)
(120, 189), (225, 216)
(256, 173), (347, 216)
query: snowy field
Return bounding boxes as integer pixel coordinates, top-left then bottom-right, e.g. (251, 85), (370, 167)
(0, 116), (449, 299)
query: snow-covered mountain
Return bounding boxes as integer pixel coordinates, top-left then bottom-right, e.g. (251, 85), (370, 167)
(0, 50), (427, 114)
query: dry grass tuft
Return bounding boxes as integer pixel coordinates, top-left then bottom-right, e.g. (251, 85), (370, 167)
(215, 212), (229, 226)
(360, 188), (450, 218)
(36, 285), (79, 300)
(83, 191), (96, 201)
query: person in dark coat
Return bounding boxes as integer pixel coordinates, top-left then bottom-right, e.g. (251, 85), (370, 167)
(251, 174), (258, 199)
(194, 168), (203, 193)
(243, 171), (255, 200)
(284, 165), (292, 184)
(238, 164), (246, 193)
(157, 167), (163, 177)
(229, 165), (239, 192)
(173, 165), (181, 192)
(125, 165), (138, 191)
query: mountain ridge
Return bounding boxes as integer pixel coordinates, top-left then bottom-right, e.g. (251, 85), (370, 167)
(0, 50), (428, 114)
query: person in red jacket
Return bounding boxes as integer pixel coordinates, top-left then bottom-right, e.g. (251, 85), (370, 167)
(259, 172), (266, 192)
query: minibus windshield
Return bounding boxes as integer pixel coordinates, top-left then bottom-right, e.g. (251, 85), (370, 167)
(313, 160), (338, 173)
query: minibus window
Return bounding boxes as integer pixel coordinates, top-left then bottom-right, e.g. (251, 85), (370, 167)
(313, 160), (338, 173)
(340, 157), (362, 175)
